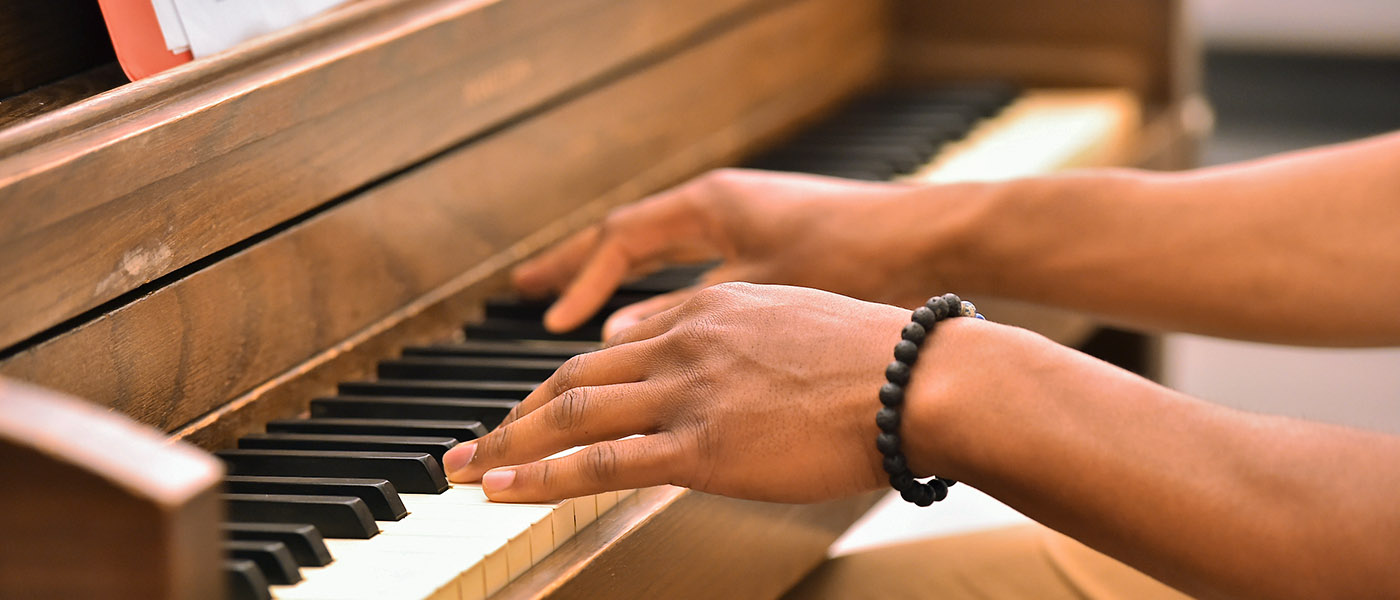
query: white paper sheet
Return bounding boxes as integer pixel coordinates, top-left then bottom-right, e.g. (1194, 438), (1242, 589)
(149, 0), (190, 53)
(168, 0), (351, 58)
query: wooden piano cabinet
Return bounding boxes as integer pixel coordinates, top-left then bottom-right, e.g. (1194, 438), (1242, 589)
(0, 378), (224, 600)
(497, 487), (883, 600)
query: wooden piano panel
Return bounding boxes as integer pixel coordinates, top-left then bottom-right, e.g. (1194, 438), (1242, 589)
(0, 0), (770, 353)
(0, 0), (886, 445)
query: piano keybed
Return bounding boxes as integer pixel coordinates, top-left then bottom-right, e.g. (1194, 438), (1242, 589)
(212, 83), (1138, 600)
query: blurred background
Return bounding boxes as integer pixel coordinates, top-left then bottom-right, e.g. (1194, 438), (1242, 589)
(836, 0), (1400, 554)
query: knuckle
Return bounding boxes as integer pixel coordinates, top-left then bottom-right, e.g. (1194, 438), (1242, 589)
(479, 425), (511, 460)
(547, 387), (590, 431)
(549, 354), (587, 396)
(580, 444), (620, 483)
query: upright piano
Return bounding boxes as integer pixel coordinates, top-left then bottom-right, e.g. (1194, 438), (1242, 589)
(0, 0), (1206, 598)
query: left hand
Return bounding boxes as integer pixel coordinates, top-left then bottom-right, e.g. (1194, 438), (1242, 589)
(442, 282), (912, 503)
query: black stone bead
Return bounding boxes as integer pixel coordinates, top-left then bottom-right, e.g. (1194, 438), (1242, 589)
(889, 471), (915, 491)
(893, 340), (919, 364)
(885, 361), (911, 386)
(939, 477), (958, 487)
(926, 296), (950, 319)
(878, 383), (905, 407)
(940, 293), (962, 315)
(875, 432), (901, 456)
(900, 322), (926, 345)
(900, 485), (923, 504)
(882, 454), (907, 475)
(911, 306), (937, 331)
(875, 407), (901, 433)
(912, 483), (935, 507)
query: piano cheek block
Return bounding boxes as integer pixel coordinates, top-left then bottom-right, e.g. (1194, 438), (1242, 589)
(217, 449), (450, 494)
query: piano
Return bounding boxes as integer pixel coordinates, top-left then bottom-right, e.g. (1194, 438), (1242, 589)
(0, 0), (1206, 598)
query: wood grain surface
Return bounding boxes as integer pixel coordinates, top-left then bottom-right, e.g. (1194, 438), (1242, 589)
(0, 0), (767, 353)
(2, 0), (886, 440)
(0, 378), (223, 599)
(889, 0), (1190, 107)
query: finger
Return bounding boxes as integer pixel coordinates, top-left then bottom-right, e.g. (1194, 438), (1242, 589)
(479, 434), (686, 502)
(501, 339), (657, 429)
(601, 299), (690, 348)
(601, 286), (698, 340)
(543, 241), (631, 333)
(444, 382), (658, 482)
(512, 226), (601, 298)
(539, 194), (719, 333)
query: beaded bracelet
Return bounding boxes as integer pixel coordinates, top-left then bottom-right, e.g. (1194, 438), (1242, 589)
(876, 293), (983, 506)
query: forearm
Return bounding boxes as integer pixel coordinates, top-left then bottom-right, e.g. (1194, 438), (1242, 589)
(916, 132), (1400, 345)
(906, 320), (1400, 599)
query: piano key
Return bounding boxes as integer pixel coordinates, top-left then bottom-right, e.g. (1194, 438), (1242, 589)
(466, 316), (602, 342)
(224, 493), (378, 539)
(224, 476), (408, 521)
(224, 523), (333, 567)
(264, 418), (487, 443)
(377, 356), (564, 382)
(226, 558), (274, 600)
(309, 397), (516, 430)
(219, 449), (449, 494)
(339, 379), (535, 401)
(225, 539), (302, 585)
(760, 145), (926, 174)
(483, 293), (651, 321)
(271, 551), (472, 600)
(401, 340), (597, 360)
(788, 131), (945, 157)
(614, 264), (712, 293)
(239, 432), (459, 465)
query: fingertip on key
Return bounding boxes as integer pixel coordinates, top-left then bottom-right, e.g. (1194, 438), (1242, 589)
(443, 441), (476, 480)
(482, 469), (517, 495)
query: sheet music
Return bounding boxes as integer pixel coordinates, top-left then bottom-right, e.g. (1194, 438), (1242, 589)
(164, 0), (351, 58)
(149, 0), (190, 53)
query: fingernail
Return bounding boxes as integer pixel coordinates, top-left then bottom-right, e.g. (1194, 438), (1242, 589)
(482, 469), (516, 492)
(442, 442), (476, 475)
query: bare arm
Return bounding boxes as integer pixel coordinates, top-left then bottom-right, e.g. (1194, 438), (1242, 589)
(905, 318), (1400, 599)
(515, 131), (1400, 345)
(928, 131), (1400, 345)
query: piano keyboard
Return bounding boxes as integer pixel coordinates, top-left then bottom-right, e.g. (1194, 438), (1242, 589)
(218, 84), (1139, 600)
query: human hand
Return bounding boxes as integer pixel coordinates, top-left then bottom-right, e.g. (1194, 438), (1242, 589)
(442, 282), (949, 503)
(511, 168), (946, 338)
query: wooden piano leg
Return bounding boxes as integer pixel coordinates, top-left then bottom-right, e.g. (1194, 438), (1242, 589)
(0, 378), (224, 600)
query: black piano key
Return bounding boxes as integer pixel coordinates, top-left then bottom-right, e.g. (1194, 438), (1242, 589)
(224, 522), (332, 567)
(823, 111), (973, 132)
(806, 121), (968, 142)
(218, 449), (449, 494)
(224, 493), (378, 539)
(761, 146), (925, 174)
(225, 558), (273, 600)
(264, 417), (487, 442)
(616, 264), (712, 293)
(402, 340), (595, 360)
(224, 540), (301, 585)
(311, 396), (517, 429)
(224, 475), (408, 521)
(339, 379), (535, 401)
(466, 316), (602, 342)
(790, 131), (945, 157)
(483, 293), (652, 321)
(239, 432), (458, 465)
(378, 356), (564, 381)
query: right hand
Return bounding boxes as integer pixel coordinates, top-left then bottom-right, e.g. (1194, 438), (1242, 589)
(512, 168), (948, 337)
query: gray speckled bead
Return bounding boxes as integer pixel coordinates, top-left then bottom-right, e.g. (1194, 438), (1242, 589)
(893, 340), (919, 364)
(940, 293), (962, 313)
(885, 361), (911, 386)
(876, 406), (901, 432)
(959, 300), (977, 317)
(926, 297), (950, 319)
(911, 306), (937, 331)
(900, 322), (926, 345)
